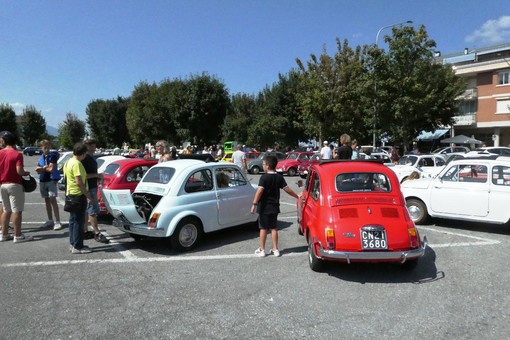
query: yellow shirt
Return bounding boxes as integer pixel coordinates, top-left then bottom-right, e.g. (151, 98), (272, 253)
(64, 157), (88, 195)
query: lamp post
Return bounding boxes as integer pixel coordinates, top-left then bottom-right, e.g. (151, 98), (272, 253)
(373, 20), (413, 149)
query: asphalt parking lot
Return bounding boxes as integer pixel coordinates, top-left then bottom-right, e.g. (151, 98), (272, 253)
(1, 155), (509, 339)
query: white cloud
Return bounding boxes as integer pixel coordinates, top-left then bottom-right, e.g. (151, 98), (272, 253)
(9, 102), (26, 114)
(465, 16), (510, 45)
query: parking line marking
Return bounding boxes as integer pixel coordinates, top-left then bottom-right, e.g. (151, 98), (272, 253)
(417, 226), (501, 247)
(0, 252), (304, 268)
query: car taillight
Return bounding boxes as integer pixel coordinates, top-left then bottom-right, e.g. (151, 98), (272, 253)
(325, 227), (335, 249)
(403, 208), (419, 248)
(148, 213), (160, 228)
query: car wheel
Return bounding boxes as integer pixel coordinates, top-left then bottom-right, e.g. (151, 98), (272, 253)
(297, 217), (303, 236)
(170, 217), (203, 252)
(288, 167), (296, 176)
(401, 258), (419, 271)
(406, 198), (429, 225)
(251, 166), (260, 175)
(308, 242), (324, 272)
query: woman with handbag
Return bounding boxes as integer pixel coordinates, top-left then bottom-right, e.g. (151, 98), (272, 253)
(64, 143), (93, 254)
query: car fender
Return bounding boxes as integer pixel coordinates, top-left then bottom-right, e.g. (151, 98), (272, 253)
(163, 210), (204, 237)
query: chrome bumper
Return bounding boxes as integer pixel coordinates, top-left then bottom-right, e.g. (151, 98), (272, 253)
(315, 236), (428, 264)
(112, 218), (166, 238)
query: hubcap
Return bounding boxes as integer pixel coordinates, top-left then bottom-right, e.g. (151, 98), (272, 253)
(407, 205), (421, 221)
(179, 224), (198, 247)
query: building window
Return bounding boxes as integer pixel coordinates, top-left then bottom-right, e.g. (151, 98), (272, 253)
(498, 71), (510, 85)
(496, 99), (510, 114)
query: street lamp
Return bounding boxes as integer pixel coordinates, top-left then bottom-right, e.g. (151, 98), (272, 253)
(372, 20), (413, 149)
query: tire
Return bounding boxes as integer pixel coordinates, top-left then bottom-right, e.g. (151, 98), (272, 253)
(308, 241), (324, 272)
(251, 166), (260, 175)
(401, 258), (419, 271)
(297, 218), (303, 235)
(287, 167), (296, 176)
(170, 217), (203, 252)
(130, 233), (143, 241)
(406, 198), (428, 225)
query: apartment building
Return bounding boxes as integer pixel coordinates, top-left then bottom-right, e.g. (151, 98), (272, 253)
(442, 43), (510, 147)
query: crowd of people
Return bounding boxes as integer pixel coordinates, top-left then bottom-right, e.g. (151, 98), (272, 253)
(0, 131), (110, 254)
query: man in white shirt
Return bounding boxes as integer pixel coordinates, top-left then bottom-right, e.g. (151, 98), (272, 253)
(320, 141), (332, 159)
(232, 144), (247, 171)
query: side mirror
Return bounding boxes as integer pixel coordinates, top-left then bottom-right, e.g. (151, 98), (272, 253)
(296, 180), (304, 188)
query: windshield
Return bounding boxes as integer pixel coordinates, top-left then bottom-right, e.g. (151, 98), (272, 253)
(143, 167), (176, 184)
(336, 172), (391, 192)
(287, 152), (299, 160)
(398, 155), (417, 166)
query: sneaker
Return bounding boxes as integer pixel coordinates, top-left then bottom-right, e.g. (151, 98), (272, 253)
(0, 234), (13, 242)
(42, 220), (54, 228)
(53, 222), (63, 230)
(84, 231), (95, 240)
(254, 248), (266, 257)
(13, 234), (33, 243)
(94, 233), (110, 244)
(71, 246), (92, 254)
(271, 249), (281, 257)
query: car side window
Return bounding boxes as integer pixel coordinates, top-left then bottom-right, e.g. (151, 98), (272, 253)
(215, 167), (246, 189)
(443, 164), (487, 183)
(492, 166), (510, 185)
(435, 158), (445, 166)
(310, 174), (320, 201)
(185, 169), (213, 193)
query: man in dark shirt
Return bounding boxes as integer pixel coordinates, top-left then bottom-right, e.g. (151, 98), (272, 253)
(82, 140), (109, 243)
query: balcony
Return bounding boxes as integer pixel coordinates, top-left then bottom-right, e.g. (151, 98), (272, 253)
(453, 114), (476, 126)
(456, 88), (478, 100)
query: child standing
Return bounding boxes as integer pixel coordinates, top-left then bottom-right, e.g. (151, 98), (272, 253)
(250, 155), (299, 257)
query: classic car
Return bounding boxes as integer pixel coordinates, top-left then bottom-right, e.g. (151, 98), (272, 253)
(101, 159), (258, 251)
(247, 151), (287, 174)
(297, 153), (320, 178)
(23, 147), (42, 156)
(96, 155), (126, 173)
(403, 155), (510, 225)
(465, 146), (510, 157)
(390, 154), (447, 182)
(276, 151), (315, 176)
(97, 158), (158, 215)
(297, 159), (427, 272)
(432, 146), (470, 156)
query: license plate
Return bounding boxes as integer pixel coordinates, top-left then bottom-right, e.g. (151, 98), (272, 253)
(361, 229), (388, 250)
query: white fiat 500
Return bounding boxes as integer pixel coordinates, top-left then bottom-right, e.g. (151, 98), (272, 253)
(101, 160), (258, 251)
(402, 155), (510, 225)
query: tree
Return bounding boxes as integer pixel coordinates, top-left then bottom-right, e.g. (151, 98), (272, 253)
(58, 113), (86, 149)
(371, 25), (465, 152)
(223, 93), (257, 144)
(87, 96), (130, 147)
(20, 105), (47, 146)
(296, 39), (372, 145)
(0, 104), (18, 136)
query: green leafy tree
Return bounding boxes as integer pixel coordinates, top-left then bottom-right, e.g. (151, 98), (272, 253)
(222, 93), (257, 144)
(0, 103), (18, 136)
(126, 81), (174, 146)
(20, 105), (47, 146)
(371, 25), (465, 152)
(296, 39), (371, 144)
(58, 113), (86, 149)
(87, 96), (130, 147)
(176, 73), (230, 145)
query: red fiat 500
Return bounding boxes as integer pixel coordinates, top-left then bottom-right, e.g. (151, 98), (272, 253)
(297, 160), (427, 272)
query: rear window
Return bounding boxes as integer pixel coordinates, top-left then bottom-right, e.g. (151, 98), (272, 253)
(143, 167), (176, 184)
(103, 163), (120, 175)
(336, 172), (391, 192)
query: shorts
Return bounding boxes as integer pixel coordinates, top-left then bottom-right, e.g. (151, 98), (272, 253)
(40, 180), (58, 198)
(258, 213), (278, 230)
(86, 188), (100, 216)
(0, 183), (25, 212)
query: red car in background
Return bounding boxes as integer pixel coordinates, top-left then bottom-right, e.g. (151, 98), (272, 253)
(297, 160), (427, 272)
(276, 151), (315, 176)
(297, 153), (320, 178)
(98, 158), (158, 215)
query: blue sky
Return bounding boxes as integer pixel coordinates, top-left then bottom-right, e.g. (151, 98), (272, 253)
(1, 0), (509, 130)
